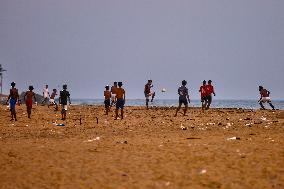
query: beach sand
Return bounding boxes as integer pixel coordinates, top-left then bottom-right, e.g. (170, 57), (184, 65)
(0, 105), (284, 189)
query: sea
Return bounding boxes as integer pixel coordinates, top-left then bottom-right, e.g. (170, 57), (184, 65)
(71, 99), (284, 110)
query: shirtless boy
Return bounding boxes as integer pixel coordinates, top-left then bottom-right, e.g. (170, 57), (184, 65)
(6, 82), (19, 121)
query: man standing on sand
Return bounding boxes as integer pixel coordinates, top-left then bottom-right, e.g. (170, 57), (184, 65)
(258, 86), (275, 110)
(199, 80), (208, 110)
(174, 80), (190, 117)
(205, 80), (216, 110)
(110, 82), (118, 107)
(144, 80), (155, 109)
(59, 84), (71, 120)
(24, 86), (37, 118)
(115, 82), (125, 120)
(6, 82), (19, 121)
(42, 84), (50, 105)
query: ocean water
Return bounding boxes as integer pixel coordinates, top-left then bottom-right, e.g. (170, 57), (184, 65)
(71, 99), (284, 110)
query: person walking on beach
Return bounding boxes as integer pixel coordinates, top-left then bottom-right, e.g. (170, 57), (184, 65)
(49, 89), (58, 111)
(110, 82), (118, 107)
(6, 82), (19, 121)
(59, 84), (71, 120)
(258, 86), (275, 110)
(174, 80), (190, 117)
(205, 80), (216, 110)
(144, 80), (155, 109)
(104, 85), (111, 115)
(115, 82), (125, 120)
(24, 86), (37, 118)
(42, 85), (50, 105)
(199, 80), (208, 110)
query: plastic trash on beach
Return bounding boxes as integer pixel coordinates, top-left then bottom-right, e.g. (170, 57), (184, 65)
(260, 116), (267, 121)
(56, 123), (65, 126)
(227, 137), (241, 140)
(199, 169), (207, 174)
(86, 137), (100, 142)
(180, 124), (187, 130)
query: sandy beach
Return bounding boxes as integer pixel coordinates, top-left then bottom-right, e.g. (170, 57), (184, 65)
(0, 104), (284, 189)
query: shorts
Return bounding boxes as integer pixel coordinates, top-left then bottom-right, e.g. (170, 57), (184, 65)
(26, 99), (33, 108)
(104, 99), (111, 108)
(204, 95), (212, 104)
(10, 98), (17, 112)
(116, 99), (125, 109)
(260, 97), (271, 103)
(145, 92), (154, 100)
(179, 98), (188, 106)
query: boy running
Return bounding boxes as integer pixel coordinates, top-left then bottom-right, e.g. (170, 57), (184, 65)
(115, 82), (125, 120)
(110, 82), (118, 107)
(24, 86), (37, 118)
(49, 89), (58, 111)
(174, 80), (190, 117)
(59, 84), (71, 120)
(6, 82), (19, 121)
(205, 80), (216, 110)
(199, 80), (208, 110)
(258, 86), (275, 110)
(104, 85), (111, 115)
(144, 80), (155, 109)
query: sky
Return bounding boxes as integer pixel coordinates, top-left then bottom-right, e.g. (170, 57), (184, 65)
(0, 0), (283, 99)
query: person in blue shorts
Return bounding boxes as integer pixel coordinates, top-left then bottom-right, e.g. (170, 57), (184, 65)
(115, 82), (125, 120)
(174, 80), (190, 117)
(6, 82), (19, 121)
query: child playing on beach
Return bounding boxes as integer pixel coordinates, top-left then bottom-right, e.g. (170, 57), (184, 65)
(144, 80), (155, 109)
(104, 85), (111, 115)
(174, 80), (190, 117)
(205, 80), (216, 110)
(110, 82), (118, 107)
(199, 80), (208, 110)
(258, 86), (275, 110)
(6, 82), (19, 121)
(24, 86), (37, 118)
(59, 84), (71, 120)
(115, 82), (125, 120)
(42, 85), (50, 105)
(49, 89), (58, 111)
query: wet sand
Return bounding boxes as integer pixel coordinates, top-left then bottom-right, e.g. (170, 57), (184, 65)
(0, 105), (284, 189)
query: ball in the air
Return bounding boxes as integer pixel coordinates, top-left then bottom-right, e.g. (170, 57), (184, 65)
(161, 88), (166, 92)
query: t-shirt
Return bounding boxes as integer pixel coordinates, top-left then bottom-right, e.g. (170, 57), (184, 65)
(116, 88), (125, 99)
(60, 90), (70, 105)
(43, 88), (49, 98)
(200, 85), (207, 97)
(260, 89), (269, 97)
(104, 90), (111, 100)
(178, 86), (188, 100)
(206, 85), (214, 95)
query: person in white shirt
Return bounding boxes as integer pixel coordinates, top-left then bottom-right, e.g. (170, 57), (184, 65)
(42, 84), (50, 105)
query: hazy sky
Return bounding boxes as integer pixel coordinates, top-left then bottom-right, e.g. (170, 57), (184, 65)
(1, 0), (283, 99)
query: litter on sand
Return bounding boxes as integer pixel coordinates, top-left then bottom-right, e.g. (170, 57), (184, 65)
(227, 137), (241, 140)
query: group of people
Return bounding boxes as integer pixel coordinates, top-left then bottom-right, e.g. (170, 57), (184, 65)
(6, 80), (276, 121)
(6, 82), (71, 121)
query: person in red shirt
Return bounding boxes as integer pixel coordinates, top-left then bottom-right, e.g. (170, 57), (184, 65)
(199, 80), (208, 110)
(104, 85), (111, 115)
(258, 86), (275, 110)
(205, 80), (216, 110)
(24, 86), (37, 118)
